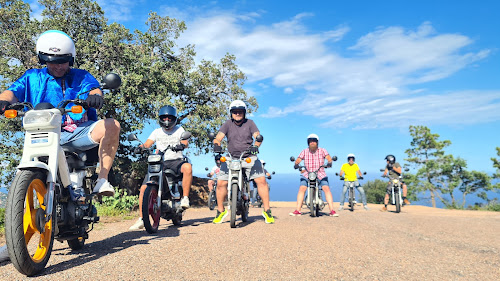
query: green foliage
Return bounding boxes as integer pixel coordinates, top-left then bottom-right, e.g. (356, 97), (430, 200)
(468, 199), (500, 212)
(0, 207), (5, 234)
(491, 147), (500, 190)
(94, 188), (138, 215)
(0, 0), (254, 194)
(364, 179), (388, 204)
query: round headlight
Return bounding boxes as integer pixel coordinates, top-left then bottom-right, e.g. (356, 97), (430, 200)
(308, 172), (317, 181)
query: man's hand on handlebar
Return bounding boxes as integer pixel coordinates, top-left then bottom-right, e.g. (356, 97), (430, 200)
(133, 146), (143, 154)
(326, 162), (333, 168)
(0, 100), (11, 115)
(174, 143), (186, 151)
(85, 94), (104, 109)
(294, 164), (300, 169)
(213, 144), (222, 153)
(249, 145), (259, 155)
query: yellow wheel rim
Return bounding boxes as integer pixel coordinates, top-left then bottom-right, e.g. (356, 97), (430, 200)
(24, 179), (52, 263)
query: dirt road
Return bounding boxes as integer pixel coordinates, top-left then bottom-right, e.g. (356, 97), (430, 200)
(1, 203), (499, 280)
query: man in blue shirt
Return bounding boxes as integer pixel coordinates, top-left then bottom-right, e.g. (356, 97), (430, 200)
(0, 30), (120, 196)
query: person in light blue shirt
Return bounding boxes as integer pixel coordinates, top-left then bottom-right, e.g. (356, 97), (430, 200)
(0, 30), (119, 196)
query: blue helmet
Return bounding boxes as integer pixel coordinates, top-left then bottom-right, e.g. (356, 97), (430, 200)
(158, 105), (177, 130)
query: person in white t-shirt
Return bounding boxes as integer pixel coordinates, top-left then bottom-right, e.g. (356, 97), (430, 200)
(129, 105), (192, 230)
(207, 155), (222, 192)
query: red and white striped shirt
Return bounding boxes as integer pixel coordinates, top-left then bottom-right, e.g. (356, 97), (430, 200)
(298, 147), (330, 180)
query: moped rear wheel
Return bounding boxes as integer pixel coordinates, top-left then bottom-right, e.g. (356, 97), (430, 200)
(6, 169), (54, 276)
(230, 183), (238, 228)
(67, 237), (85, 250)
(142, 185), (161, 233)
(395, 192), (401, 213)
(309, 187), (316, 217)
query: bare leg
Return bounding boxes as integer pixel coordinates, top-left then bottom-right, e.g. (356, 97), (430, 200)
(90, 119), (120, 180)
(216, 180), (228, 212)
(295, 185), (307, 211)
(208, 180), (215, 192)
(322, 185), (334, 212)
(180, 163), (192, 197)
(254, 176), (270, 211)
(138, 184), (146, 217)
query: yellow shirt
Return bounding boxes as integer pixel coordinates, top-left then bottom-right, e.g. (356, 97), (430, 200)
(341, 163), (360, 181)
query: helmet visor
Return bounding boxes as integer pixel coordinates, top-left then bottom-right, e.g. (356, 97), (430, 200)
(39, 53), (73, 64)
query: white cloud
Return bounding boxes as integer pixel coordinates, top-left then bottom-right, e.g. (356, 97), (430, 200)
(176, 13), (494, 128)
(96, 0), (139, 22)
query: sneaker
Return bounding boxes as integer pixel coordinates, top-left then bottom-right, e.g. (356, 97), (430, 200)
(93, 178), (115, 196)
(129, 218), (144, 230)
(338, 206), (344, 211)
(381, 206), (387, 212)
(289, 210), (302, 216)
(262, 209), (275, 224)
(213, 209), (228, 224)
(329, 210), (339, 217)
(404, 198), (411, 205)
(180, 196), (190, 209)
(364, 205), (369, 210)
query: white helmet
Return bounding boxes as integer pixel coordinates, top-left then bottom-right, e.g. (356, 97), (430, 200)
(36, 30), (76, 66)
(307, 133), (319, 144)
(347, 154), (355, 161)
(229, 100), (247, 116)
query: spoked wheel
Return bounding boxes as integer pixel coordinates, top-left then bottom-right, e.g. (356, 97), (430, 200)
(309, 187), (316, 217)
(208, 190), (216, 210)
(6, 170), (54, 276)
(395, 192), (401, 213)
(230, 183), (238, 228)
(142, 185), (161, 233)
(67, 236), (85, 250)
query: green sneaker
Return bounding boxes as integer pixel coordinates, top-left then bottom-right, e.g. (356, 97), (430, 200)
(262, 209), (275, 224)
(213, 209), (228, 224)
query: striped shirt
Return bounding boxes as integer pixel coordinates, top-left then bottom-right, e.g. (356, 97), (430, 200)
(298, 147), (330, 180)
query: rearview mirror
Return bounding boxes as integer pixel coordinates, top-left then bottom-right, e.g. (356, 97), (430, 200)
(255, 135), (263, 142)
(290, 156), (295, 162)
(380, 169), (385, 172)
(102, 73), (121, 89)
(404, 168), (410, 172)
(181, 131), (192, 140)
(363, 172), (367, 175)
(127, 134), (138, 142)
(332, 155), (338, 161)
(205, 167), (209, 171)
(208, 132), (216, 140)
(272, 171), (275, 175)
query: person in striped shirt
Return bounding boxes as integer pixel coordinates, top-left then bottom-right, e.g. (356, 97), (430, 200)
(290, 134), (339, 217)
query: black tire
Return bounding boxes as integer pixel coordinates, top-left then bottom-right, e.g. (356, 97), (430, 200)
(6, 169), (54, 276)
(208, 190), (216, 210)
(349, 187), (355, 212)
(172, 214), (182, 226)
(309, 187), (316, 217)
(230, 183), (238, 228)
(67, 237), (85, 250)
(395, 192), (401, 213)
(241, 182), (250, 222)
(142, 185), (161, 233)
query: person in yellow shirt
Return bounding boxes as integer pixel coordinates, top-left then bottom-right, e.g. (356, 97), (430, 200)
(338, 154), (368, 211)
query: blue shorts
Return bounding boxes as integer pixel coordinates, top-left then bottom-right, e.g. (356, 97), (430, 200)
(300, 176), (330, 187)
(60, 120), (100, 151)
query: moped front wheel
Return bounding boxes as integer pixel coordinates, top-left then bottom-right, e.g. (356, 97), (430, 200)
(208, 190), (216, 210)
(142, 185), (161, 233)
(5, 169), (54, 276)
(395, 192), (401, 213)
(349, 187), (355, 211)
(230, 183), (238, 228)
(309, 187), (316, 217)
(241, 182), (250, 222)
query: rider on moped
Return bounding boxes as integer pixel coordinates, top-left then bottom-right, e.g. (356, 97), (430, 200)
(129, 105), (192, 230)
(211, 100), (274, 224)
(207, 155), (222, 193)
(381, 155), (411, 211)
(338, 154), (368, 211)
(290, 134), (339, 217)
(0, 30), (119, 198)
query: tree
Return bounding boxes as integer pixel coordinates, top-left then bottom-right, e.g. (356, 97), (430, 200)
(492, 147), (500, 182)
(364, 179), (388, 204)
(0, 0), (255, 192)
(405, 125), (451, 207)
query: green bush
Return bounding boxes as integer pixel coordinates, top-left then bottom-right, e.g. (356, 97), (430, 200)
(0, 208), (5, 235)
(95, 188), (138, 216)
(364, 179), (388, 204)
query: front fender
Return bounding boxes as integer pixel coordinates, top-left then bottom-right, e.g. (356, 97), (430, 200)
(18, 161), (50, 172)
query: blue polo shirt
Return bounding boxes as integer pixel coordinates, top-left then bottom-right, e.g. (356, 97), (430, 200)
(8, 68), (100, 121)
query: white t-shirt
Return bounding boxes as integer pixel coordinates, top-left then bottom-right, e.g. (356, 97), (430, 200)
(210, 165), (221, 179)
(147, 126), (185, 161)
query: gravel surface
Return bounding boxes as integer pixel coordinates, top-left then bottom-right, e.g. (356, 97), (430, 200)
(1, 202), (499, 280)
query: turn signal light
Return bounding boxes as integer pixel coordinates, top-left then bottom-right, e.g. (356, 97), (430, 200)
(4, 109), (17, 118)
(71, 105), (83, 114)
(220, 156), (226, 162)
(245, 158), (252, 163)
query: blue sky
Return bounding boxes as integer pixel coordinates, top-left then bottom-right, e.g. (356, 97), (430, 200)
(33, 0), (500, 176)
